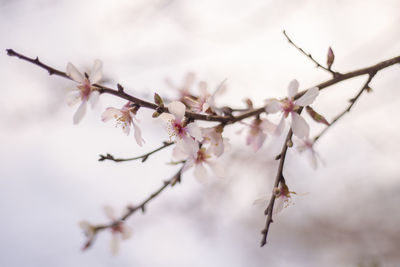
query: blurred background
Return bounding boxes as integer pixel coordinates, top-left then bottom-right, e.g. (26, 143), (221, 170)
(1, 0), (400, 266)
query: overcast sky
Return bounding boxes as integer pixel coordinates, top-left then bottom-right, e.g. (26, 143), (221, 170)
(1, 0), (400, 266)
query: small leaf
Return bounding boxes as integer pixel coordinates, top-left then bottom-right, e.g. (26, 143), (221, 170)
(306, 106), (330, 126)
(365, 86), (373, 93)
(327, 47), (335, 69)
(286, 139), (293, 147)
(154, 93), (164, 107)
(152, 111), (160, 118)
(244, 98), (253, 109)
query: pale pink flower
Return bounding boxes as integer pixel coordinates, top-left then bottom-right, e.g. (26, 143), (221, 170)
(103, 206), (132, 256)
(293, 136), (322, 169)
(253, 182), (295, 214)
(201, 126), (229, 157)
(159, 101), (202, 142)
(66, 59), (103, 124)
(185, 80), (226, 113)
(266, 79), (319, 138)
(101, 101), (145, 146)
(181, 145), (224, 183)
(245, 118), (276, 152)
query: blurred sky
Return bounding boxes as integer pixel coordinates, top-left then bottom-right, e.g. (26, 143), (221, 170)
(1, 0), (400, 266)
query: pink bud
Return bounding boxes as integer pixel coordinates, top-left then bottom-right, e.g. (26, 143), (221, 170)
(327, 47), (335, 69)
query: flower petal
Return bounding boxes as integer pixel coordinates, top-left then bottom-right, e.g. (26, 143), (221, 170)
(275, 115), (286, 136)
(167, 101), (186, 122)
(89, 90), (99, 108)
(294, 87), (319, 107)
(121, 226), (132, 240)
(103, 205), (116, 220)
(186, 123), (202, 141)
(291, 112), (310, 138)
(66, 91), (81, 106)
(110, 234), (120, 256)
(133, 123), (145, 146)
(101, 107), (122, 122)
(288, 79), (299, 99)
(90, 59), (103, 84)
(194, 163), (208, 184)
(66, 62), (85, 83)
(73, 101), (87, 125)
(260, 118), (276, 133)
(265, 99), (282, 114)
(182, 158), (195, 172)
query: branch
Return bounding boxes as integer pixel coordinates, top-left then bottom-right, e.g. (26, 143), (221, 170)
(260, 129), (293, 247)
(283, 30), (339, 77)
(83, 164), (184, 249)
(313, 71), (376, 142)
(99, 141), (173, 163)
(7, 49), (400, 125)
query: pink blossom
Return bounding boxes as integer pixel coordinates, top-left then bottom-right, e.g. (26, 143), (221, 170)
(159, 101), (202, 142)
(185, 80), (226, 114)
(245, 118), (276, 151)
(66, 59), (103, 124)
(201, 126), (229, 157)
(293, 136), (322, 169)
(253, 182), (295, 214)
(181, 145), (224, 183)
(266, 79), (319, 138)
(101, 101), (145, 146)
(103, 206), (132, 256)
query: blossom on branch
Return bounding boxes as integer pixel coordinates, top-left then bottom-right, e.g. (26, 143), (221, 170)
(180, 144), (224, 183)
(101, 101), (145, 146)
(159, 101), (202, 142)
(66, 59), (103, 124)
(266, 79), (319, 138)
(244, 118), (276, 151)
(185, 80), (226, 114)
(201, 126), (229, 157)
(293, 136), (322, 169)
(104, 206), (132, 256)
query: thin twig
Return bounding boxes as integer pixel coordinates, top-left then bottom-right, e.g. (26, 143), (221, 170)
(92, 164), (184, 232)
(313, 72), (376, 142)
(260, 129), (293, 247)
(283, 30), (339, 77)
(99, 141), (173, 163)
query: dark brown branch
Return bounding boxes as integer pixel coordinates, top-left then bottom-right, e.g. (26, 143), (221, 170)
(260, 129), (293, 247)
(99, 141), (173, 163)
(313, 72), (377, 142)
(283, 30), (339, 77)
(7, 49), (400, 125)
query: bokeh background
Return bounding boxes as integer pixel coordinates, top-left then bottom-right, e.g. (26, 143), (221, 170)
(1, 0), (400, 266)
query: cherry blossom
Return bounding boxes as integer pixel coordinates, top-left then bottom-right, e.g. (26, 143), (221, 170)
(201, 126), (229, 157)
(103, 206), (132, 256)
(293, 136), (322, 169)
(101, 101), (145, 146)
(66, 59), (103, 124)
(266, 79), (319, 138)
(159, 101), (202, 142)
(180, 144), (224, 183)
(244, 118), (276, 152)
(185, 80), (226, 114)
(253, 182), (296, 214)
